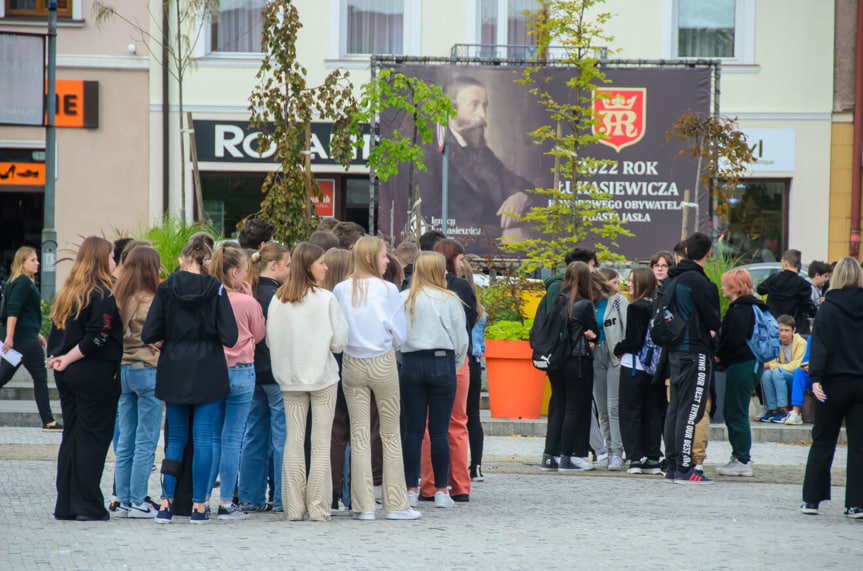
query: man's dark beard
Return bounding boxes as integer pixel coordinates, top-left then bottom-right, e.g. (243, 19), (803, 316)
(454, 122), (486, 147)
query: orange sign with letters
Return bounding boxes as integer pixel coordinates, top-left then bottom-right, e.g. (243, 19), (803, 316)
(0, 162), (46, 186)
(312, 179), (335, 217)
(44, 80), (99, 128)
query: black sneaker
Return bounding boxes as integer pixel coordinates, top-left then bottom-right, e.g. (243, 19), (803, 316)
(42, 421), (63, 432)
(800, 502), (819, 515)
(540, 453), (559, 472)
(470, 465), (485, 482)
(641, 459), (662, 475)
(108, 498), (120, 512)
(190, 508), (210, 525)
(155, 501), (173, 524)
(627, 459), (643, 474)
(217, 503), (248, 520)
(844, 506), (863, 519)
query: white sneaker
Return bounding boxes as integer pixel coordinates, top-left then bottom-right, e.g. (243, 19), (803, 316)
(407, 490), (418, 508)
(434, 491), (455, 509)
(127, 502), (158, 519)
(717, 457), (754, 477)
(785, 411), (804, 425)
(114, 504), (130, 518)
(571, 456), (595, 471)
(352, 511), (375, 520)
(595, 451), (609, 469)
(608, 455), (624, 471)
(385, 508), (422, 520)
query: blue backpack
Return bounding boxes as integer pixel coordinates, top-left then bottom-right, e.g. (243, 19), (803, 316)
(746, 306), (781, 367)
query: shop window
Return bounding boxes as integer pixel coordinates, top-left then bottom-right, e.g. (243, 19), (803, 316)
(477, 0), (538, 59)
(201, 172), (268, 238)
(343, 0), (404, 55)
(4, 0), (73, 18)
(716, 179), (788, 264)
(210, 0), (265, 53)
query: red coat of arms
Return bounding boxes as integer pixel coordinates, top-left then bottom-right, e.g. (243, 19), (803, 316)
(593, 88), (647, 152)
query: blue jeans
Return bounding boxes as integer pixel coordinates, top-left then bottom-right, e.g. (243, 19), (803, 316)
(162, 399), (221, 503)
(399, 350), (457, 489)
(209, 364), (255, 502)
(761, 367), (794, 409)
(238, 383), (285, 508)
(115, 365), (163, 505)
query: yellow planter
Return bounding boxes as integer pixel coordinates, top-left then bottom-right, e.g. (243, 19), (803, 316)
(519, 291), (544, 320)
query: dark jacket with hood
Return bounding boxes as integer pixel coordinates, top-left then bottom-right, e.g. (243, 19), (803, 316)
(666, 259), (721, 355)
(756, 269), (817, 335)
(47, 285), (123, 364)
(808, 286), (863, 386)
(561, 294), (599, 359)
(715, 294), (768, 369)
(613, 297), (652, 358)
(253, 277), (280, 385)
(142, 271), (239, 404)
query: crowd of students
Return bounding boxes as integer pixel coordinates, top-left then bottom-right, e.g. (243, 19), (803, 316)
(1, 221), (859, 522)
(537, 234), (861, 518)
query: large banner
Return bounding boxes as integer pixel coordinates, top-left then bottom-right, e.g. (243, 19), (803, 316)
(378, 64), (712, 260)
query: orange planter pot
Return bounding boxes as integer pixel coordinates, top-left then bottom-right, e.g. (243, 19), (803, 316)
(484, 339), (547, 419)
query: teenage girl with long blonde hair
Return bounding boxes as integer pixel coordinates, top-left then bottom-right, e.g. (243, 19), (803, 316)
(332, 236), (420, 520)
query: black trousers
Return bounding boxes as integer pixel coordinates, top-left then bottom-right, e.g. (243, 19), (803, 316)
(664, 351), (711, 472)
(466, 357), (484, 469)
(544, 358), (594, 457)
(803, 378), (863, 508)
(619, 365), (665, 462)
(53, 359), (120, 520)
(0, 336), (55, 425)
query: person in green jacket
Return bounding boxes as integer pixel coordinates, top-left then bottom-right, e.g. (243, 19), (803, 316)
(0, 247), (61, 431)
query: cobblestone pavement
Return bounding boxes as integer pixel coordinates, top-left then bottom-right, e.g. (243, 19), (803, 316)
(1, 428), (861, 569)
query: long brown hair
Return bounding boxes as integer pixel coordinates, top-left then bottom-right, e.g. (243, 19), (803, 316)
(51, 236), (114, 329)
(248, 241), (290, 294)
(432, 238), (465, 275)
(322, 248), (352, 291)
(628, 266), (657, 301)
(113, 246), (161, 323)
(403, 252), (456, 325)
(561, 261), (592, 319)
(276, 243), (324, 303)
(460, 258), (484, 321)
(349, 236), (386, 306)
(209, 244), (248, 290)
(8, 246), (37, 283)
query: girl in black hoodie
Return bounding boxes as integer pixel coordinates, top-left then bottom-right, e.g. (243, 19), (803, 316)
(715, 268), (767, 477)
(802, 256), (863, 518)
(142, 238), (238, 524)
(614, 267), (663, 475)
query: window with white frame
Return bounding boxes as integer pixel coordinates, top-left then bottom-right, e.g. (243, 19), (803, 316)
(477, 0), (538, 58)
(344, 0), (404, 55)
(210, 0), (265, 53)
(676, 0), (735, 58)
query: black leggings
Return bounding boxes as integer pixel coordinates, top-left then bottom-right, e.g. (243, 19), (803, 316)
(466, 357), (484, 469)
(0, 336), (55, 425)
(545, 358), (594, 457)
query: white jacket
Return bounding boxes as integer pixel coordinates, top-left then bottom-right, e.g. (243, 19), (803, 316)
(266, 288), (348, 392)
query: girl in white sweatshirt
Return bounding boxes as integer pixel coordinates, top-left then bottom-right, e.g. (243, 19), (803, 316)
(399, 252), (468, 509)
(333, 236), (420, 521)
(267, 243), (348, 521)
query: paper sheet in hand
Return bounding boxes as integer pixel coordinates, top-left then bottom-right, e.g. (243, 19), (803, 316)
(1, 348), (23, 367)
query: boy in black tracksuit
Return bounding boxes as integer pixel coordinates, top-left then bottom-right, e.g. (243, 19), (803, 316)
(663, 233), (721, 483)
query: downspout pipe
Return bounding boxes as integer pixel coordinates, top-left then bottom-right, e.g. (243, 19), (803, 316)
(161, 4), (170, 216)
(850, 0), (863, 258)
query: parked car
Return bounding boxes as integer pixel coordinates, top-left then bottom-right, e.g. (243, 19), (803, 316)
(739, 262), (809, 291)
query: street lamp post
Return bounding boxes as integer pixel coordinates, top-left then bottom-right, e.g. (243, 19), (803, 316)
(41, 1), (57, 300)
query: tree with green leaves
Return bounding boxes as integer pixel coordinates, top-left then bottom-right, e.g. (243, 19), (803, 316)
(666, 111), (756, 232)
(352, 68), (455, 241)
(94, 0), (220, 221)
(502, 0), (630, 274)
(249, 0), (358, 245)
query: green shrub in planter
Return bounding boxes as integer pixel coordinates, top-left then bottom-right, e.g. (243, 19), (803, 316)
(485, 319), (533, 341)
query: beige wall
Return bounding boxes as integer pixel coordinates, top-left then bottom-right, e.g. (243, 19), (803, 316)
(828, 122), (854, 262)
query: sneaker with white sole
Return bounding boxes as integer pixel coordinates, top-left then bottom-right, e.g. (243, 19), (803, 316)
(154, 502), (173, 524)
(540, 453), (559, 472)
(717, 457), (754, 477)
(434, 491), (455, 509)
(114, 504), (130, 518)
(559, 456), (595, 472)
(470, 465), (485, 482)
(608, 455), (624, 471)
(595, 451), (609, 469)
(785, 411), (804, 425)
(385, 508), (422, 520)
(407, 490), (418, 508)
(190, 508), (210, 525)
(217, 503), (247, 521)
(352, 511), (375, 520)
(127, 501), (158, 519)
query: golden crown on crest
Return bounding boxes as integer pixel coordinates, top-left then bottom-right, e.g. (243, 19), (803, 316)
(601, 93), (638, 110)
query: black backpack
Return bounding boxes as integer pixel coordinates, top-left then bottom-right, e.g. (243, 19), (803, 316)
(529, 292), (571, 371)
(648, 276), (687, 347)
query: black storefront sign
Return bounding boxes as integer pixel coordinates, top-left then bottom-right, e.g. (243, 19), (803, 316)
(193, 120), (370, 166)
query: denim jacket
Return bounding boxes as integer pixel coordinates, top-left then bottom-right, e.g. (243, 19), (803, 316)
(471, 312), (486, 362)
